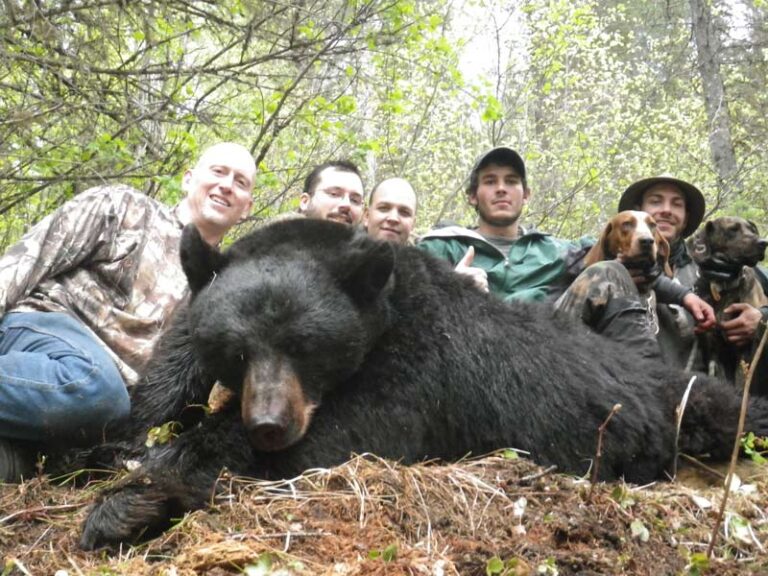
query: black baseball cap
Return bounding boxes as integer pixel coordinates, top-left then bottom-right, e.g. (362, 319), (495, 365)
(467, 147), (526, 195)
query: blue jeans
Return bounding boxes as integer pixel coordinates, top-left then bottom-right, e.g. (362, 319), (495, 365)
(0, 312), (130, 445)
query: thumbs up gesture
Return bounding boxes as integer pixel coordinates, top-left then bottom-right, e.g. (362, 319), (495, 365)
(455, 246), (489, 292)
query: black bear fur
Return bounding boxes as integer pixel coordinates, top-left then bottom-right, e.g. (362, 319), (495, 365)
(79, 218), (768, 550)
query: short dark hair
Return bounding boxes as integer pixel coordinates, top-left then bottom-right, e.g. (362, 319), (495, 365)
(303, 160), (363, 197)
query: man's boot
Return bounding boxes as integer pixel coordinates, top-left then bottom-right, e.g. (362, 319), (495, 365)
(0, 438), (33, 483)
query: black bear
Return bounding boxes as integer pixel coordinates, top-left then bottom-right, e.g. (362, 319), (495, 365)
(79, 218), (768, 549)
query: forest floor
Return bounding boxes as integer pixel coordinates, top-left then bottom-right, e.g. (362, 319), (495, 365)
(1, 452), (767, 575)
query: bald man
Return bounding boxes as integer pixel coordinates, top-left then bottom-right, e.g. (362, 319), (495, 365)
(364, 177), (418, 244)
(0, 142), (256, 482)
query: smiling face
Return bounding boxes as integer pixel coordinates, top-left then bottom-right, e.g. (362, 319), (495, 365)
(299, 167), (365, 225)
(182, 143), (256, 244)
(470, 163), (530, 235)
(639, 184), (688, 243)
(363, 178), (417, 244)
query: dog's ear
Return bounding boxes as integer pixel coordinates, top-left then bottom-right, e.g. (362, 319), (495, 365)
(584, 222), (612, 267)
(687, 221), (712, 263)
(655, 231), (673, 277)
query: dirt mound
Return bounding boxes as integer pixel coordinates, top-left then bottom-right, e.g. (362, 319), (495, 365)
(1, 452), (766, 575)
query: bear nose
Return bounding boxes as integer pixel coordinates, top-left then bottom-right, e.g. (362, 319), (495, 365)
(247, 418), (290, 452)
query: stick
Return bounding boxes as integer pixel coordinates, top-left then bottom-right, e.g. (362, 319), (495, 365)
(589, 403), (622, 499)
(706, 322), (768, 558)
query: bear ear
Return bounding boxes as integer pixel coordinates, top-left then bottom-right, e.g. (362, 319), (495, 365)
(180, 224), (227, 293)
(339, 238), (395, 306)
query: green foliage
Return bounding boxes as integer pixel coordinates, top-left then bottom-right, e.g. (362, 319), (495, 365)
(368, 542), (398, 562)
(1, 0), (766, 249)
(629, 518), (650, 542)
(145, 421), (182, 448)
(741, 432), (768, 464)
(486, 556), (527, 575)
(684, 552), (710, 576)
(501, 448), (520, 460)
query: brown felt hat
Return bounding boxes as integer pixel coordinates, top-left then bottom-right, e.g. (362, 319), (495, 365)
(618, 175), (706, 238)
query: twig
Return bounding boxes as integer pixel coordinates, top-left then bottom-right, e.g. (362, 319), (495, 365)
(706, 323), (768, 558)
(677, 453), (726, 481)
(673, 375), (699, 479)
(519, 465), (558, 485)
(0, 503), (83, 525)
(589, 403), (623, 499)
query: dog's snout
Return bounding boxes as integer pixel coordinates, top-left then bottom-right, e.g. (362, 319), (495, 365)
(638, 236), (654, 251)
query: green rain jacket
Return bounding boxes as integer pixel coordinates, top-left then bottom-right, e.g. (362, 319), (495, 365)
(419, 225), (593, 302)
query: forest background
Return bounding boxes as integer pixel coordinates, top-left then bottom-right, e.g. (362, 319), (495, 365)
(1, 0), (766, 251)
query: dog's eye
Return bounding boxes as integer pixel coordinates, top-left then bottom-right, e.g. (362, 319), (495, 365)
(621, 221), (634, 232)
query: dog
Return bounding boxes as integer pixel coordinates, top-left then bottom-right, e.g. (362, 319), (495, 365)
(687, 216), (768, 386)
(585, 210), (672, 285)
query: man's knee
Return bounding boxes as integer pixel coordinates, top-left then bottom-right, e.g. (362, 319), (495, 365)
(60, 365), (130, 442)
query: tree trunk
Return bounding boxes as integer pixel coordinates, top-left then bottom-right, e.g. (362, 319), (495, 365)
(689, 0), (741, 207)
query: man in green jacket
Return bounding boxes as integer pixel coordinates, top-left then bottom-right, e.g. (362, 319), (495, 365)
(419, 147), (592, 302)
(420, 147), (714, 361)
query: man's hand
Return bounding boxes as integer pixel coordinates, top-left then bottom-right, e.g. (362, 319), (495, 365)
(681, 293), (716, 333)
(720, 303), (763, 347)
(455, 246), (489, 292)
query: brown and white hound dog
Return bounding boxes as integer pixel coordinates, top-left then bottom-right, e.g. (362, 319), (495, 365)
(585, 210), (672, 285)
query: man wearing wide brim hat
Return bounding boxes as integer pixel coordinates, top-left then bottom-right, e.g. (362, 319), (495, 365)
(619, 175), (706, 242)
(554, 174), (717, 367)
(622, 174), (768, 374)
(618, 174), (710, 369)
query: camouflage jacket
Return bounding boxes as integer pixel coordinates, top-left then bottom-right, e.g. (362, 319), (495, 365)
(0, 185), (189, 385)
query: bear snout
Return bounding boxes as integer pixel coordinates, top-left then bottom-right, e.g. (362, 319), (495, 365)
(240, 356), (315, 451)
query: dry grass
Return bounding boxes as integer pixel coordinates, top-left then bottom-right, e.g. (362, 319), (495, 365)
(1, 452), (767, 575)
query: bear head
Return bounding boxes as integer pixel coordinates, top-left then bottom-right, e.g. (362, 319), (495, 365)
(179, 219), (396, 452)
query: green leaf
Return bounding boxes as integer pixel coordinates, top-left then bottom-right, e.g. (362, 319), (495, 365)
(630, 519), (649, 542)
(335, 95), (357, 115)
(145, 421), (181, 448)
(243, 553), (273, 575)
(486, 556), (504, 575)
(686, 551), (709, 576)
(382, 543), (398, 562)
(481, 95), (503, 122)
(728, 515), (753, 544)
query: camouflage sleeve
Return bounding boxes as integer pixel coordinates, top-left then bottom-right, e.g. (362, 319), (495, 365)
(0, 186), (136, 318)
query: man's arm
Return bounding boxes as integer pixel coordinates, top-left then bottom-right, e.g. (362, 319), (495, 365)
(653, 276), (716, 331)
(0, 186), (134, 317)
(418, 236), (461, 265)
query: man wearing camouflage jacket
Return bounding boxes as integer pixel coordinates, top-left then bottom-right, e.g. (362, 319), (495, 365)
(0, 142), (256, 482)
